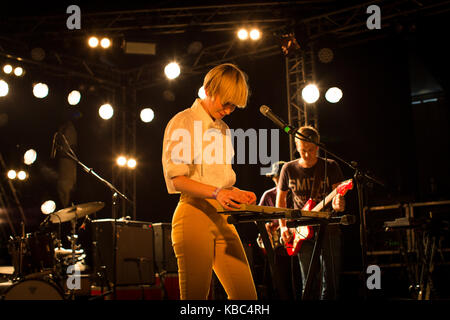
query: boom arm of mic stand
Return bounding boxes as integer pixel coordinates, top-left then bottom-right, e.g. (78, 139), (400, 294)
(56, 137), (133, 205)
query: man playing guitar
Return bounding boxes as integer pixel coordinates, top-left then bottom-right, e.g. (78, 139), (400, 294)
(276, 126), (346, 300)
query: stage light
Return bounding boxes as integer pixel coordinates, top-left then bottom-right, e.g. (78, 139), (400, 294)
(198, 86), (206, 99)
(3, 65), (13, 74)
(68, 90), (81, 105)
(318, 48), (334, 64)
(14, 67), (24, 77)
(140, 108), (154, 123)
(237, 29), (248, 40)
(0, 80), (9, 97)
(7, 170), (16, 180)
(99, 103), (114, 120)
(24, 149), (37, 165)
(33, 83), (49, 98)
(127, 158), (137, 169)
(325, 87), (343, 103)
(302, 84), (320, 104)
(88, 36), (99, 48)
(249, 29), (261, 40)
(117, 156), (127, 167)
(100, 38), (111, 49)
(41, 200), (56, 214)
(164, 62), (180, 80)
(17, 170), (27, 180)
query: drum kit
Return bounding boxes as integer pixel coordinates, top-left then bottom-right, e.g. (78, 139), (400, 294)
(2, 201), (105, 300)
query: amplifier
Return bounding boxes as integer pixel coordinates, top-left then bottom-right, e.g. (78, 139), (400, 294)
(152, 223), (178, 273)
(91, 219), (155, 286)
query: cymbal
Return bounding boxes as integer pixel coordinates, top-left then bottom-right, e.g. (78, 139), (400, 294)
(50, 201), (105, 223)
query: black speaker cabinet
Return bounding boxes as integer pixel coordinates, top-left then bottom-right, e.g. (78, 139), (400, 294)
(152, 223), (178, 273)
(92, 219), (155, 286)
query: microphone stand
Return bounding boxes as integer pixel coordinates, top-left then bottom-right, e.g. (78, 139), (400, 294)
(271, 123), (385, 299)
(55, 133), (133, 300)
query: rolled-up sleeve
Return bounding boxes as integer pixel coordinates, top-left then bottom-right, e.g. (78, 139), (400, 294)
(162, 99), (237, 194)
(162, 114), (193, 193)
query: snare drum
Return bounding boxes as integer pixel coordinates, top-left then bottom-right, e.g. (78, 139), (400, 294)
(3, 279), (64, 300)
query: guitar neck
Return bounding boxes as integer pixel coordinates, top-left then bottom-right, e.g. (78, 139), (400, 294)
(312, 188), (337, 212)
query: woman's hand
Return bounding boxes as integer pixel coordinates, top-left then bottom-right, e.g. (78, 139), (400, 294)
(216, 188), (257, 210)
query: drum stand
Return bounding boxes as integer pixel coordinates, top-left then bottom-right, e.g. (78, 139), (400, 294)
(17, 222), (26, 279)
(64, 218), (79, 300)
(54, 133), (133, 300)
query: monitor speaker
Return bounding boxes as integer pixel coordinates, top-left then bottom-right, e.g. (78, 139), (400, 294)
(92, 219), (155, 286)
(152, 223), (177, 273)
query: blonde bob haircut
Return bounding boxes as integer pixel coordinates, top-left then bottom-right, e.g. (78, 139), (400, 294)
(203, 63), (249, 108)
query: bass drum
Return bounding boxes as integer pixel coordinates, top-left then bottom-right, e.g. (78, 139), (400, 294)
(3, 279), (64, 300)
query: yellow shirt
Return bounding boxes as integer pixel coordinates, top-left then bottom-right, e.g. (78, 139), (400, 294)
(162, 99), (236, 194)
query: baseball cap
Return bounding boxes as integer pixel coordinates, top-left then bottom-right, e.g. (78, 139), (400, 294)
(265, 161), (286, 178)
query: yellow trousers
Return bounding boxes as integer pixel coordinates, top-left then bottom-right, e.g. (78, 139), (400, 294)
(171, 194), (257, 300)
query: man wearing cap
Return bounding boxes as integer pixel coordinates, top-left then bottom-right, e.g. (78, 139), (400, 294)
(259, 161), (286, 207)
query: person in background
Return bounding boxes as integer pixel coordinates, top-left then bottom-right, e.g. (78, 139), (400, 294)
(276, 126), (346, 300)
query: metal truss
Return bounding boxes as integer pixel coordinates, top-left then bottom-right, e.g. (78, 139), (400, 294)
(296, 0), (450, 47)
(111, 87), (138, 220)
(285, 47), (318, 160)
(0, 2), (327, 37)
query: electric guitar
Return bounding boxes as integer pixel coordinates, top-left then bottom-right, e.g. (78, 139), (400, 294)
(283, 178), (354, 256)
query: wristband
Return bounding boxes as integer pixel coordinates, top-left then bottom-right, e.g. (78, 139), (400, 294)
(212, 187), (222, 199)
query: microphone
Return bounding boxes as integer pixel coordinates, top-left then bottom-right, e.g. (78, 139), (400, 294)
(259, 105), (296, 135)
(50, 132), (58, 159)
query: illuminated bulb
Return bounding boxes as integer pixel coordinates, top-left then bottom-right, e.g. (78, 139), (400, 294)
(14, 67), (24, 77)
(7, 170), (16, 180)
(198, 86), (206, 99)
(24, 149), (37, 165)
(117, 156), (127, 167)
(41, 200), (56, 214)
(17, 171), (27, 180)
(3, 65), (13, 74)
(249, 29), (261, 40)
(325, 87), (343, 103)
(100, 38), (111, 49)
(164, 62), (180, 80)
(140, 108), (155, 123)
(302, 84), (320, 104)
(33, 83), (49, 98)
(237, 29), (248, 40)
(99, 103), (114, 120)
(88, 36), (99, 48)
(127, 158), (137, 169)
(68, 90), (81, 105)
(0, 80), (9, 97)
